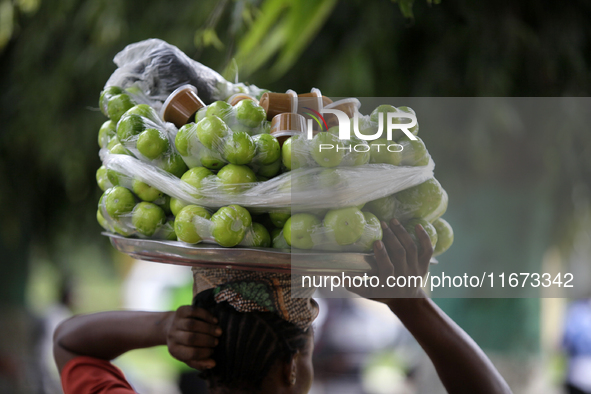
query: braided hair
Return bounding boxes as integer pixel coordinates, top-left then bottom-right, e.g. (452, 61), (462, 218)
(194, 289), (310, 392)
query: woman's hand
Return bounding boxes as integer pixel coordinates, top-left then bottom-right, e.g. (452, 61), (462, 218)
(166, 306), (222, 370)
(350, 218), (433, 301)
(350, 219), (512, 394)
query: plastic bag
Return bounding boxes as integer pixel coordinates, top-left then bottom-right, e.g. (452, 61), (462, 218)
(98, 192), (271, 248)
(101, 150), (434, 210)
(96, 57), (452, 254)
(173, 204), (383, 252)
(173, 204), (270, 248)
(175, 100), (273, 170)
(105, 39), (265, 111)
(98, 186), (175, 239)
(113, 104), (187, 178)
(277, 209), (384, 252)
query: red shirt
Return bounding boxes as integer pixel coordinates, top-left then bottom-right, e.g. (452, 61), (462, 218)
(61, 356), (136, 394)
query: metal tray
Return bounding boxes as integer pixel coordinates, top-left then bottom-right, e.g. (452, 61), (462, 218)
(105, 232), (377, 274)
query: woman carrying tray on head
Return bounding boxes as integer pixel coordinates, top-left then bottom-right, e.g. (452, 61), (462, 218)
(53, 219), (512, 394)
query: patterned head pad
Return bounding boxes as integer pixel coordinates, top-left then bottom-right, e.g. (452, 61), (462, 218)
(192, 267), (318, 330)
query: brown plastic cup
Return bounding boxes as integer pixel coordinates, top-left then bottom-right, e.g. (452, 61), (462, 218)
(300, 92), (332, 106)
(324, 98), (361, 129)
(297, 88), (322, 111)
(228, 93), (256, 106)
(259, 92), (297, 120)
(270, 113), (307, 146)
(161, 85), (205, 128)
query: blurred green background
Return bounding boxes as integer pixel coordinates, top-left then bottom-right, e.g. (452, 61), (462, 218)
(1, 0), (591, 393)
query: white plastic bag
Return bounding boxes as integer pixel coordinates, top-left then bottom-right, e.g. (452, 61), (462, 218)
(105, 39), (265, 111)
(101, 150), (435, 210)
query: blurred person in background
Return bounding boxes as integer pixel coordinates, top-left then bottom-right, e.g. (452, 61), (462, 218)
(37, 279), (74, 394)
(563, 298), (591, 394)
(312, 295), (420, 394)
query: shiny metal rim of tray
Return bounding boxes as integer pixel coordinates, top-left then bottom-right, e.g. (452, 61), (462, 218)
(105, 233), (376, 274)
(105, 233), (437, 274)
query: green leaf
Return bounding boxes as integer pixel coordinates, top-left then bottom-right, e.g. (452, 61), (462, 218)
(229, 0), (338, 79)
(234, 0), (288, 60)
(392, 0), (415, 19)
(0, 1), (14, 50)
(270, 0), (338, 78)
(195, 27), (224, 50)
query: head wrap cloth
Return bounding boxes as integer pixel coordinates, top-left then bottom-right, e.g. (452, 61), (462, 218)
(192, 267), (319, 330)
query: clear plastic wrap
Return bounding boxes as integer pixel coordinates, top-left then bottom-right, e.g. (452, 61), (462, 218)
(95, 37), (457, 261)
(114, 104), (187, 178)
(432, 217), (454, 256)
(99, 195), (272, 249)
(363, 178), (448, 224)
(109, 199), (383, 252)
(98, 120), (117, 148)
(97, 186), (175, 240)
(99, 86), (138, 123)
(174, 100), (273, 170)
(100, 150), (435, 210)
(145, 201), (431, 253)
(174, 122), (226, 170)
(271, 228), (291, 250)
(280, 125), (429, 171)
(278, 209), (384, 252)
(97, 58), (451, 255)
(201, 99), (270, 136)
(105, 39), (265, 111)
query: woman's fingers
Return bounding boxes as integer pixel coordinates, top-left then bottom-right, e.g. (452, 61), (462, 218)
(415, 224), (434, 273)
(347, 241), (393, 299)
(389, 218), (418, 266)
(168, 306), (221, 371)
(349, 220), (432, 300)
(170, 344), (214, 364)
(373, 239), (395, 278)
(381, 221), (408, 274)
(175, 306), (218, 326)
(175, 317), (222, 337)
(350, 220), (431, 299)
(172, 331), (219, 348)
(181, 306), (218, 324)
(187, 359), (216, 371)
